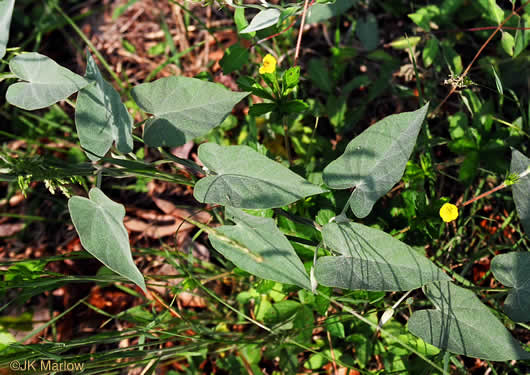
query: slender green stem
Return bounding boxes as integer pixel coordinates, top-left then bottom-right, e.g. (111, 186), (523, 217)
(168, 0), (220, 45)
(406, 34), (424, 105)
(54, 4), (125, 90)
(18, 297), (87, 343)
(282, 116), (293, 165)
(95, 168), (102, 189)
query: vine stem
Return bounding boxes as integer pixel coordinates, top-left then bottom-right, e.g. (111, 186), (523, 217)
(461, 167), (529, 207)
(294, 0), (310, 66)
(432, 0), (530, 116)
(326, 330), (338, 375)
(144, 288), (182, 318)
(461, 182), (506, 207)
(254, 0), (316, 47)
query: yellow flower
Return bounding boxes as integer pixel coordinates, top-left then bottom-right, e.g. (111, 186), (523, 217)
(439, 203), (459, 223)
(259, 54), (277, 74)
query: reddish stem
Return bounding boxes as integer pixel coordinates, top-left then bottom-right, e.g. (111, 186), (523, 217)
(433, 0), (530, 115)
(461, 183), (506, 207)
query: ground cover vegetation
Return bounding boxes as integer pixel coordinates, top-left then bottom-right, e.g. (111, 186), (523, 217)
(0, 0), (529, 373)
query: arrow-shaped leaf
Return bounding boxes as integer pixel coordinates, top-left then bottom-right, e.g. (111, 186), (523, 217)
(194, 143), (327, 209)
(240, 9), (280, 34)
(68, 188), (146, 291)
(209, 207), (311, 290)
(6, 52), (89, 110)
(491, 252), (530, 322)
(131, 77), (248, 147)
(75, 52), (133, 160)
(0, 0), (15, 59)
(510, 149), (530, 235)
(408, 281), (530, 361)
(323, 103), (429, 218)
(315, 220), (448, 291)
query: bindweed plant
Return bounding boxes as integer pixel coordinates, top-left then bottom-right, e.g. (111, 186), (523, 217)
(1, 0), (530, 372)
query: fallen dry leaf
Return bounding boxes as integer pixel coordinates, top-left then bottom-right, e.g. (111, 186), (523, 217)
(178, 291), (207, 308)
(0, 222), (24, 237)
(151, 197), (211, 223)
(124, 215), (189, 239)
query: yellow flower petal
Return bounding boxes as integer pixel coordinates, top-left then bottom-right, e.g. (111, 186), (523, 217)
(259, 54), (277, 74)
(439, 203), (459, 223)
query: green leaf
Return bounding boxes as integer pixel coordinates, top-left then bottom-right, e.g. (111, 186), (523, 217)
(307, 58), (332, 93)
(323, 103), (429, 218)
(491, 252), (530, 322)
(388, 36), (421, 50)
(325, 316), (345, 338)
(408, 281), (530, 360)
(304, 349), (341, 370)
(194, 143), (327, 209)
(441, 41), (463, 75)
(408, 5), (440, 31)
(209, 207), (311, 290)
(356, 13), (379, 51)
(281, 99), (309, 114)
(240, 9), (280, 34)
(283, 66), (300, 89)
(458, 151), (479, 182)
(68, 188), (146, 291)
(147, 42), (164, 56)
(510, 149), (530, 234)
(315, 221), (449, 291)
(0, 331), (16, 352)
(219, 42), (249, 74)
(75, 52), (133, 161)
(514, 13), (530, 57)
(474, 0), (504, 24)
(501, 31), (515, 57)
(6, 53), (89, 110)
(347, 333), (372, 368)
(327, 95), (347, 128)
(131, 77), (248, 147)
(423, 38), (439, 68)
(491, 65), (503, 96)
(0, 0), (14, 59)
(234, 7), (255, 39)
(306, 0), (358, 24)
(395, 334), (440, 357)
(448, 111), (468, 140)
(248, 103), (277, 116)
(263, 300), (301, 324)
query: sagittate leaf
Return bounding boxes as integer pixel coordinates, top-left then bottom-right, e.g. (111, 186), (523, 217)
(68, 188), (146, 291)
(323, 103), (429, 218)
(131, 77), (248, 147)
(491, 252), (530, 322)
(75, 52), (133, 161)
(194, 143), (327, 209)
(240, 9), (280, 34)
(408, 281), (530, 361)
(209, 207), (311, 290)
(510, 149), (530, 235)
(6, 53), (89, 110)
(0, 0), (15, 59)
(315, 221), (449, 291)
